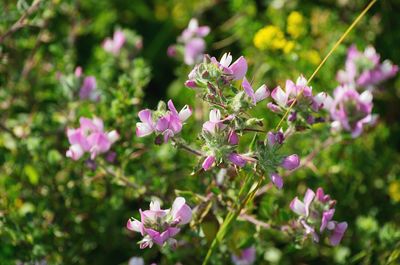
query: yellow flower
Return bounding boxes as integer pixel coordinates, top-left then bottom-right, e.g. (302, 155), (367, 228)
(253, 25), (287, 51)
(283, 41), (295, 54)
(302, 49), (321, 65)
(287, 11), (306, 39)
(389, 180), (400, 202)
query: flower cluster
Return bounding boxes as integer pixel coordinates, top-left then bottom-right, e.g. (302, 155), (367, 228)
(325, 85), (375, 137)
(267, 76), (328, 127)
(168, 18), (210, 65)
(126, 197), (192, 249)
(290, 188), (347, 246)
(136, 100), (192, 143)
(66, 117), (119, 160)
(337, 45), (398, 91)
(103, 30), (126, 55)
(286, 11), (306, 39)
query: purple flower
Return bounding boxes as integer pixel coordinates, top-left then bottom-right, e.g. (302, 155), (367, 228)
(202, 155), (215, 171)
(79, 76), (100, 101)
(231, 246), (256, 265)
(242, 77), (269, 105)
(290, 188), (347, 246)
(136, 100), (192, 142)
(337, 45), (398, 91)
(202, 109), (232, 134)
(184, 38), (206, 65)
(177, 19), (210, 65)
(267, 130), (284, 146)
(270, 172), (283, 189)
(329, 221), (348, 246)
(211, 53), (248, 81)
(66, 117), (119, 160)
(126, 197), (192, 249)
(228, 130), (239, 145)
(328, 85), (374, 137)
(228, 153), (247, 167)
(167, 45), (177, 57)
(290, 188), (315, 217)
(281, 154), (300, 170)
(103, 30), (126, 55)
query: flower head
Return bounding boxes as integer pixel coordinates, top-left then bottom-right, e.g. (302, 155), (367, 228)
(66, 117), (119, 160)
(126, 197), (192, 249)
(103, 30), (126, 55)
(231, 246), (256, 265)
(290, 187), (347, 246)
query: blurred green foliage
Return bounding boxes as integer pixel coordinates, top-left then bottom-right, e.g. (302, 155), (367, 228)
(0, 0), (399, 264)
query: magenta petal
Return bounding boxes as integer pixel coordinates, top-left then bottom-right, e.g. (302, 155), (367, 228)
(228, 130), (239, 145)
(330, 222), (348, 246)
(229, 56), (248, 80)
(270, 172), (283, 189)
(202, 155), (215, 171)
(320, 209), (335, 232)
(228, 153), (247, 167)
(242, 77), (256, 104)
(170, 197), (192, 225)
(281, 154), (300, 170)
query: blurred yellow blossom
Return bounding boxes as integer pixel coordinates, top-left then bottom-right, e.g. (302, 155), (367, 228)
(389, 180), (400, 202)
(253, 25), (287, 51)
(283, 41), (295, 54)
(287, 11), (306, 39)
(302, 49), (321, 65)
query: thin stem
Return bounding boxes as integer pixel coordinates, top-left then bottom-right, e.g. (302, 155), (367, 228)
(274, 0), (377, 130)
(243, 128), (267, 133)
(172, 138), (204, 156)
(0, 0), (42, 44)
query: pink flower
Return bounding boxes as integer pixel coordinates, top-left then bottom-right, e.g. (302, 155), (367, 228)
(136, 100), (192, 142)
(228, 153), (247, 167)
(178, 18), (210, 65)
(212, 53), (248, 80)
(267, 130), (284, 146)
(337, 45), (398, 91)
(79, 76), (100, 101)
(290, 188), (347, 246)
(328, 85), (374, 137)
(290, 188), (315, 217)
(126, 197), (192, 249)
(202, 155), (215, 171)
(281, 154), (300, 170)
(228, 130), (239, 145)
(66, 117), (119, 160)
(270, 172), (283, 189)
(202, 109), (232, 134)
(103, 30), (126, 55)
(231, 246), (256, 265)
(241, 77), (269, 105)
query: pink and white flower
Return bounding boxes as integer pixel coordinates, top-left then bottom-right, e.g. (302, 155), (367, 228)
(126, 197), (192, 249)
(103, 30), (126, 55)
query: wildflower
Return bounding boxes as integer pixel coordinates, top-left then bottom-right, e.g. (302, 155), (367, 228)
(126, 197), (192, 249)
(103, 30), (126, 55)
(290, 187), (347, 246)
(228, 153), (247, 167)
(270, 173), (283, 189)
(177, 18), (210, 65)
(327, 85), (374, 137)
(136, 100), (192, 142)
(242, 77), (269, 105)
(79, 76), (100, 101)
(267, 130), (284, 146)
(202, 155), (215, 171)
(337, 45), (398, 91)
(231, 246), (256, 265)
(287, 11), (305, 39)
(253, 25), (287, 51)
(212, 52), (248, 81)
(202, 109), (232, 134)
(66, 117), (119, 160)
(228, 130), (239, 145)
(281, 154), (300, 170)
(167, 45), (177, 57)
(268, 76), (328, 125)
